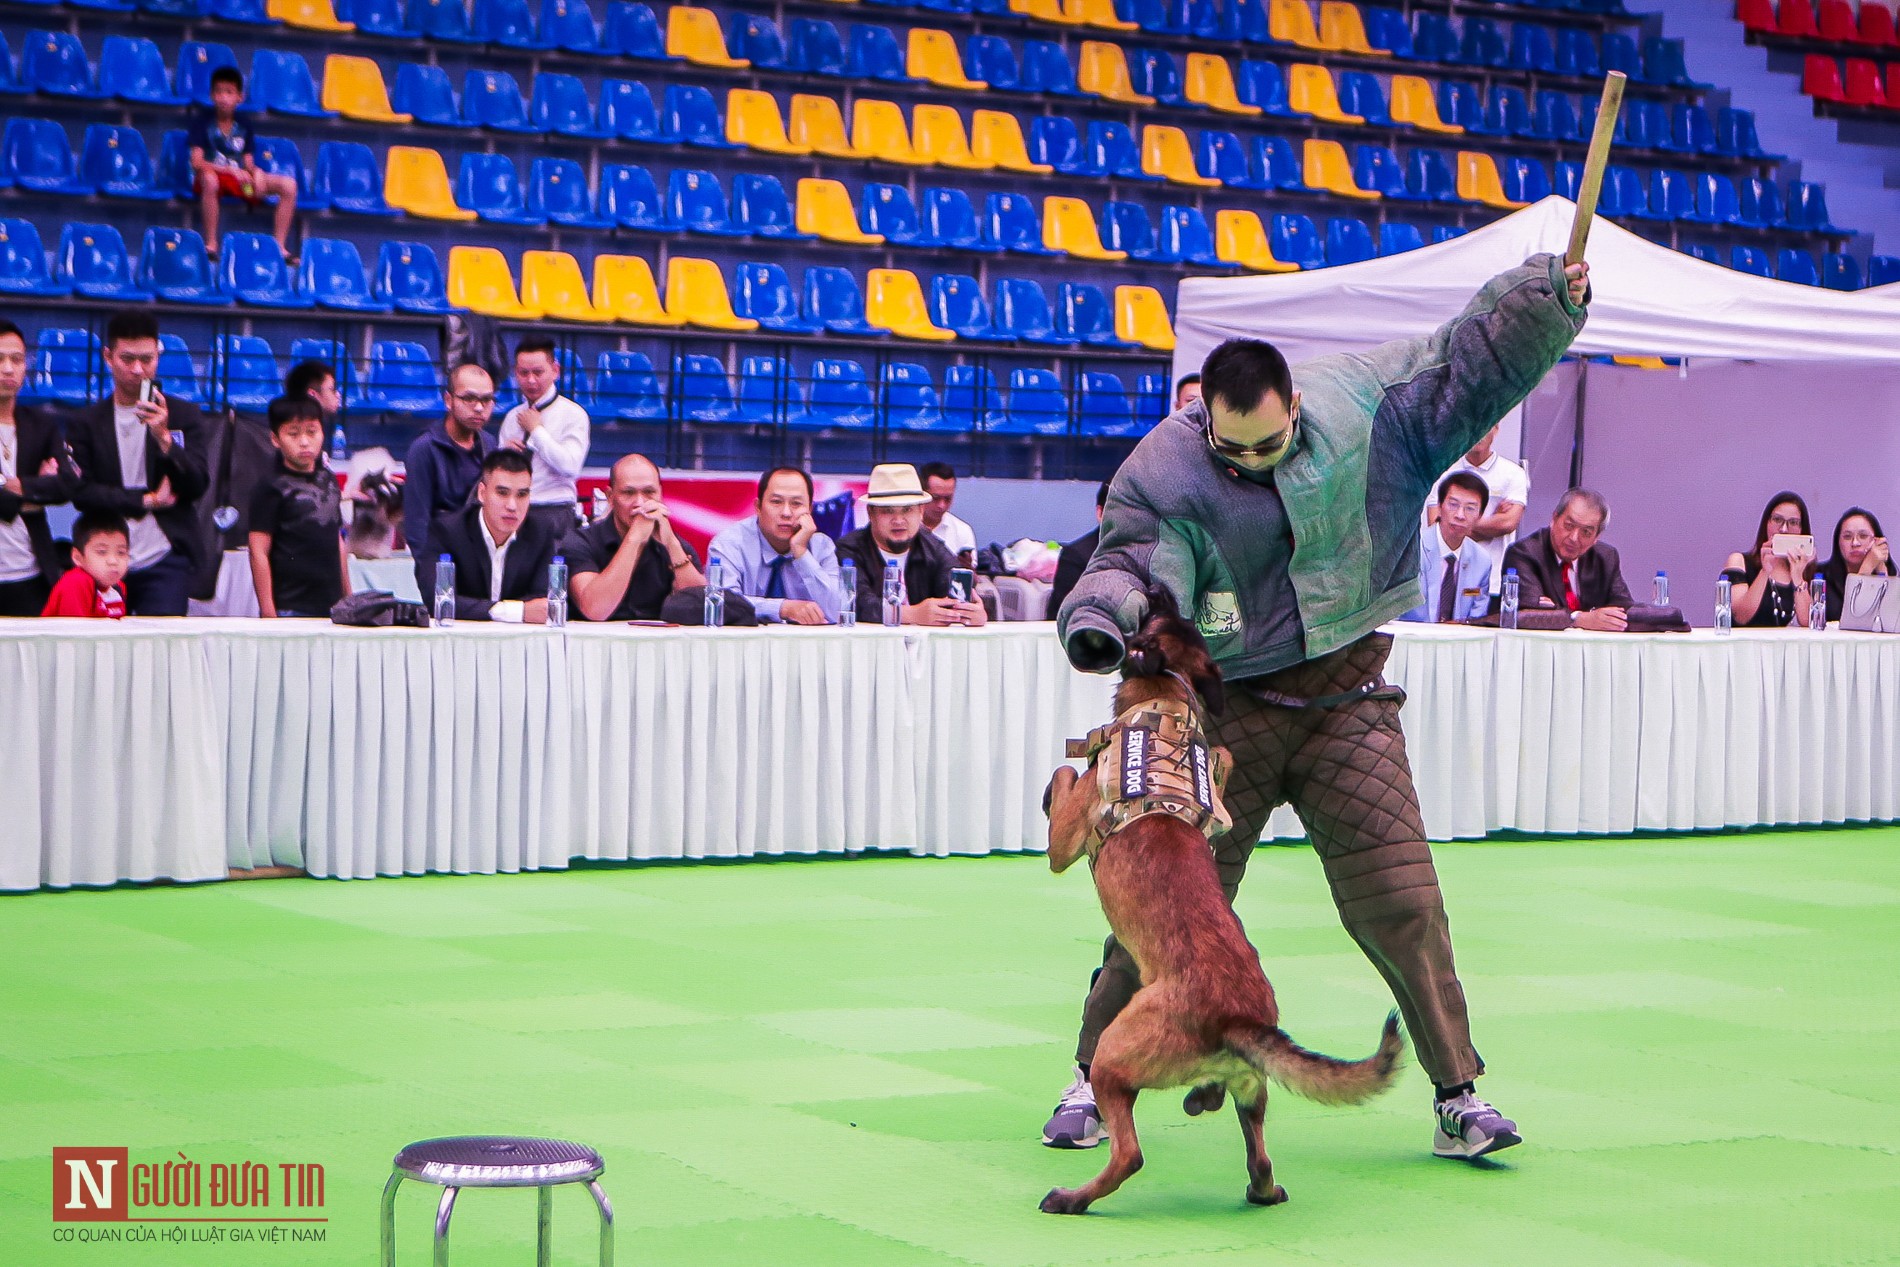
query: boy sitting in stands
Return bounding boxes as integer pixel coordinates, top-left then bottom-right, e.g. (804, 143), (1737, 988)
(42, 513), (130, 619)
(189, 66), (298, 265)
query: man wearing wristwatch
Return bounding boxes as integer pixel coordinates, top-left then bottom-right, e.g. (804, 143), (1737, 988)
(565, 453), (705, 622)
(1502, 489), (1634, 631)
(1046, 255), (1590, 1165)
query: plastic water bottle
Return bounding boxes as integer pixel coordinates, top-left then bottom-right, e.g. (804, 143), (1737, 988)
(547, 555), (568, 628)
(1500, 568), (1520, 630)
(1715, 575), (1732, 636)
(591, 487), (608, 523)
(838, 561), (857, 627)
(433, 555), (456, 627)
(1653, 570), (1669, 607)
(1809, 576), (1827, 631)
(704, 556), (725, 627)
(329, 423), (347, 469)
(882, 562), (903, 627)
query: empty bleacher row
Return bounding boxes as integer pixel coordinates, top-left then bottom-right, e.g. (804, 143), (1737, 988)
(1741, 0), (1900, 54)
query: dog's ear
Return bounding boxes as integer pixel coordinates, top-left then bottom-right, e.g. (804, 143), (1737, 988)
(1193, 668), (1227, 718)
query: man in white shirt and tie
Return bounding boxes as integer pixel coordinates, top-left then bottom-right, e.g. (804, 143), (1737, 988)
(497, 336), (590, 540)
(1404, 471), (1494, 624)
(708, 466), (843, 624)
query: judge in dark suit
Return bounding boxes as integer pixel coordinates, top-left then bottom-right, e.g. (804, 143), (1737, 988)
(65, 312), (212, 615)
(1502, 487), (1634, 631)
(1045, 481), (1108, 620)
(415, 448), (560, 623)
(0, 320), (79, 615)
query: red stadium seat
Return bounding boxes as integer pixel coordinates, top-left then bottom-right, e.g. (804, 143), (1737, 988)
(1777, 0), (1820, 38)
(1815, 0), (1863, 42)
(1860, 2), (1899, 47)
(1842, 56), (1886, 105)
(1737, 0), (1777, 34)
(1802, 52), (1846, 99)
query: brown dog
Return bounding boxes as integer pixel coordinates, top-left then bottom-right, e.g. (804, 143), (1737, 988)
(1042, 593), (1405, 1214)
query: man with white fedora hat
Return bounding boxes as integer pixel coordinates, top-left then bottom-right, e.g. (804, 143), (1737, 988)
(837, 464), (987, 627)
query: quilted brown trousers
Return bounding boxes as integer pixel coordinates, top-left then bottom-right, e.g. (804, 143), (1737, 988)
(1075, 633), (1484, 1089)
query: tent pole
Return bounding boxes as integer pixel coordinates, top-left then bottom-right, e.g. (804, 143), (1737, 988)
(1568, 358), (1589, 490)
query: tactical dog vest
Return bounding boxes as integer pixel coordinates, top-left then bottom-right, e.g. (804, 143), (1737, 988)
(1065, 695), (1231, 859)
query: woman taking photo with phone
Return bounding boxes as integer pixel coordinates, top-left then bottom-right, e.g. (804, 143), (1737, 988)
(1723, 492), (1817, 627)
(1818, 507), (1896, 622)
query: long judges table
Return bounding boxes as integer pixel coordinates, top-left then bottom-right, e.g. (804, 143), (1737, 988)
(3, 622), (1896, 890)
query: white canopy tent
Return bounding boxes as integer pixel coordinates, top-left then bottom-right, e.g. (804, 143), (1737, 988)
(1173, 197), (1900, 608)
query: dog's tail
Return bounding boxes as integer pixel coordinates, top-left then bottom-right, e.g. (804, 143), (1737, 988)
(1225, 1012), (1405, 1106)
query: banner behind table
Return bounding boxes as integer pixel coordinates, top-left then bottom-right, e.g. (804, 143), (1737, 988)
(574, 474), (870, 560)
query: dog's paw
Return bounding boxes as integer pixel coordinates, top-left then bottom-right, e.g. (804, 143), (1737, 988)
(1183, 1084), (1227, 1117)
(1040, 1188), (1090, 1216)
(1245, 1184), (1288, 1207)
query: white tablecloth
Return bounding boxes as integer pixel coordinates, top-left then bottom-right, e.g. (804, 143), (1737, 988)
(4, 622), (1898, 890)
(189, 551), (421, 618)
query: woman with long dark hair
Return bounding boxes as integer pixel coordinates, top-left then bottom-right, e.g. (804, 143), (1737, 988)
(1722, 491), (1817, 627)
(1820, 507), (1895, 622)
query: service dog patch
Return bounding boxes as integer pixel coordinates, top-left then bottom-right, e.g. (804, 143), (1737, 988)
(1119, 726), (1153, 799)
(1189, 740), (1213, 811)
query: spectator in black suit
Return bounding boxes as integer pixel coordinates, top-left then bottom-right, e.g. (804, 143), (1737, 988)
(836, 464), (985, 626)
(66, 312), (211, 615)
(415, 448), (559, 623)
(1046, 481), (1108, 620)
(0, 320), (78, 615)
(1502, 487), (1633, 631)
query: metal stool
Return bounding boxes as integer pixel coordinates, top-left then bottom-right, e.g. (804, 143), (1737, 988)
(379, 1136), (613, 1267)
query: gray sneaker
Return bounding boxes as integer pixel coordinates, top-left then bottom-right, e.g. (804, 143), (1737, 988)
(1432, 1091), (1521, 1160)
(1041, 1066), (1106, 1149)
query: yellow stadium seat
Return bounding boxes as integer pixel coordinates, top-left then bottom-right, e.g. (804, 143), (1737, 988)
(1043, 196), (1126, 260)
(1214, 210), (1300, 273)
(270, 0), (352, 31)
(1270, 0), (1331, 48)
(1141, 124), (1220, 187)
(1457, 151), (1527, 209)
(321, 55), (410, 123)
(726, 88), (808, 154)
(1319, 1), (1386, 55)
(795, 178), (884, 244)
(866, 269), (955, 341)
(1390, 75), (1464, 134)
(789, 94), (862, 158)
(447, 246), (537, 318)
(908, 29), (984, 90)
(971, 110), (1051, 173)
(1184, 53), (1260, 116)
(665, 257), (759, 332)
(1115, 285), (1176, 351)
(1612, 355), (1671, 370)
(851, 98), (926, 164)
(1065, 0), (1138, 29)
(1077, 41), (1154, 104)
(384, 146), (474, 220)
(591, 255), (681, 326)
(1287, 64), (1361, 123)
(667, 5), (748, 67)
(1304, 138), (1379, 200)
(912, 104), (990, 170)
(1011, 0), (1079, 23)
(520, 251), (600, 323)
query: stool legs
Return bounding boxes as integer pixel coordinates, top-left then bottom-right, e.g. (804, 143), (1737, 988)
(383, 1173), (611, 1266)
(433, 1186), (459, 1267)
(537, 1187), (553, 1267)
(587, 1179), (615, 1267)
(379, 1173), (403, 1267)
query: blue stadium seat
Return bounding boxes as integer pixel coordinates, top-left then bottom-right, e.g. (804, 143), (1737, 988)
(733, 173), (808, 239)
(943, 365), (1004, 432)
(1786, 181), (1839, 233)
(1270, 213), (1325, 270)
(724, 12), (786, 68)
(601, 163), (671, 229)
(393, 63), (471, 128)
(23, 30), (103, 98)
(346, 0), (419, 36)
(998, 368), (1068, 436)
(1671, 104), (1717, 154)
(176, 41), (242, 106)
(1601, 166), (1647, 219)
(805, 267), (881, 336)
(1253, 135), (1303, 190)
(1338, 72), (1393, 126)
(463, 70), (539, 133)
(1776, 250), (1819, 286)
(415, 0), (482, 42)
(58, 222), (152, 299)
(1554, 160), (1582, 200)
(664, 84), (735, 148)
(1029, 117), (1102, 176)
(1161, 206), (1220, 266)
(1556, 27), (1600, 78)
(1486, 86), (1537, 138)
(667, 168), (744, 236)
(1642, 170), (1689, 222)
(1730, 246), (1773, 278)
(1531, 91), (1579, 142)
(1325, 217), (1376, 266)
(256, 134), (321, 212)
(848, 24), (909, 81)
(803, 359), (876, 430)
(1378, 222), (1426, 255)
(458, 153), (545, 225)
(1501, 156), (1551, 203)
(1130, 47), (1184, 106)
(1716, 108), (1766, 158)
(1199, 130), (1268, 189)
(532, 72), (610, 137)
(1738, 178), (1785, 229)
(0, 34), (28, 97)
(1509, 22), (1557, 73)
(734, 356), (807, 426)
(135, 228), (220, 308)
(209, 335), (281, 413)
(0, 218), (68, 296)
(1631, 99), (1674, 150)
(1869, 256), (1900, 287)
(1087, 121), (1156, 181)
(529, 157), (612, 228)
(288, 338), (348, 405)
(474, 0), (551, 48)
(82, 125), (171, 201)
(1822, 253), (1862, 291)
(542, 0), (603, 53)
(1683, 173), (1740, 226)
(995, 277), (1072, 345)
(1458, 17), (1509, 67)
(594, 350), (665, 420)
(27, 330), (98, 405)
(985, 192), (1057, 255)
(156, 335), (201, 405)
(1022, 39), (1081, 95)
(600, 79), (671, 142)
(1408, 149), (1458, 202)
(882, 364), (951, 432)
(1601, 31), (1643, 82)
(787, 18), (847, 75)
(101, 36), (186, 105)
(359, 341), (443, 414)
(923, 187), (992, 250)
(1101, 201), (1166, 260)
(862, 182), (936, 246)
(733, 262), (823, 333)
(1411, 11), (1459, 62)
(206, 0), (271, 23)
(1218, 0), (1272, 43)
(252, 50), (330, 118)
(1079, 373), (1137, 438)
(1134, 373), (1168, 426)
(930, 274), (1005, 340)
(316, 141), (399, 216)
(4, 119), (87, 194)
(604, 1), (671, 59)
(1363, 7), (1413, 58)
(965, 34), (1018, 90)
(1234, 59), (1292, 115)
(301, 237), (389, 311)
(1352, 144), (1420, 200)
(1438, 81), (1502, 137)
(223, 231), (310, 308)
(1433, 225), (1469, 244)
(1642, 36), (1697, 86)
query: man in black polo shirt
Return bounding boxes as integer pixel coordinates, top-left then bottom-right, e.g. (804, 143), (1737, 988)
(565, 453), (705, 621)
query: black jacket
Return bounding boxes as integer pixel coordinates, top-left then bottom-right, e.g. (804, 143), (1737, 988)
(0, 405), (79, 583)
(417, 503), (559, 621)
(1502, 527), (1634, 630)
(1045, 528), (1099, 620)
(66, 397), (213, 571)
(837, 525), (957, 624)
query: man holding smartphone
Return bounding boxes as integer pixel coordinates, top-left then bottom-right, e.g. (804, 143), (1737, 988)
(837, 464), (986, 627)
(67, 312), (211, 615)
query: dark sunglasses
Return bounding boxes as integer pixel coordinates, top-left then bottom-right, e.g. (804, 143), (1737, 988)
(1204, 402), (1298, 462)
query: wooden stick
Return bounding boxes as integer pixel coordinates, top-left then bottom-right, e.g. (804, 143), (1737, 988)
(1566, 71), (1628, 266)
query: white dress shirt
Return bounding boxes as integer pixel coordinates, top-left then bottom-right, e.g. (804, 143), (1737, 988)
(0, 423), (39, 582)
(1402, 525), (1494, 623)
(497, 390), (591, 507)
(931, 510), (976, 558)
(483, 517), (525, 623)
(113, 404), (172, 570)
(1427, 450), (1528, 594)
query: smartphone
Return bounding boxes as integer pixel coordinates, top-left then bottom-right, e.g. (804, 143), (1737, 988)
(1772, 534), (1814, 558)
(948, 568), (974, 604)
(138, 378), (157, 406)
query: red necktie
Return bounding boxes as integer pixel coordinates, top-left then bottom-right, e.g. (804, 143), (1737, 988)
(1562, 562), (1580, 613)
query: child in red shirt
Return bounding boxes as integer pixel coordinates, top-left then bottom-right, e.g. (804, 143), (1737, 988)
(42, 513), (131, 619)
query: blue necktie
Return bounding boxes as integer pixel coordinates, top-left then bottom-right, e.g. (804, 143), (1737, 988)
(765, 555), (787, 599)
